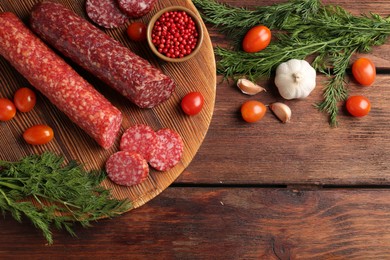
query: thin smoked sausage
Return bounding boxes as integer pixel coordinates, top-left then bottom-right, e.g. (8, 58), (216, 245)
(0, 12), (122, 149)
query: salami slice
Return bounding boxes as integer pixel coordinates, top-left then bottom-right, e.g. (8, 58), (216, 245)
(0, 12), (122, 149)
(120, 124), (157, 161)
(30, 2), (176, 108)
(85, 0), (128, 29)
(149, 128), (184, 171)
(106, 151), (149, 186)
(118, 0), (157, 18)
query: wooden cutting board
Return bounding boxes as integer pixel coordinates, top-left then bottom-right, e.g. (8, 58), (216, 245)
(0, 0), (216, 209)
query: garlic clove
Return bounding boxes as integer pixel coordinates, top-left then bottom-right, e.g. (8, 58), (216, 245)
(269, 102), (292, 123)
(237, 78), (266, 96)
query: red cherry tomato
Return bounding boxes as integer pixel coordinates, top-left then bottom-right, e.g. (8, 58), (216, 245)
(181, 92), (204, 116)
(241, 100), (267, 123)
(0, 98), (16, 121)
(23, 124), (54, 145)
(346, 95), (371, 117)
(242, 25), (271, 53)
(14, 87), (36, 112)
(127, 22), (147, 41)
(352, 58), (376, 86)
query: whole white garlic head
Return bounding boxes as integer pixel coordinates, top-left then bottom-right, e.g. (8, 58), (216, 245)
(274, 59), (317, 100)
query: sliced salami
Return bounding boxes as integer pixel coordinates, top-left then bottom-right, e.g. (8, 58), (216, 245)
(149, 128), (184, 171)
(85, 0), (128, 29)
(106, 151), (149, 186)
(118, 0), (157, 18)
(120, 124), (157, 161)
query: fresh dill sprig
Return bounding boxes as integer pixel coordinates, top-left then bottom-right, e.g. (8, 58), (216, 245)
(0, 152), (132, 244)
(193, 0), (321, 46)
(194, 0), (390, 126)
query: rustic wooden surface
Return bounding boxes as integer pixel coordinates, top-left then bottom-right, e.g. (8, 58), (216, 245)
(1, 0), (390, 259)
(0, 0), (216, 209)
(2, 188), (390, 259)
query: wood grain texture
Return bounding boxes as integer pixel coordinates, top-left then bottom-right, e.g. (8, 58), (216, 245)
(1, 0), (390, 257)
(0, 0), (216, 208)
(181, 74), (390, 185)
(1, 187), (390, 259)
(178, 0), (390, 185)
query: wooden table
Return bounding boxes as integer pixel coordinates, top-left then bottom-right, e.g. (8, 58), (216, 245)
(1, 0), (390, 258)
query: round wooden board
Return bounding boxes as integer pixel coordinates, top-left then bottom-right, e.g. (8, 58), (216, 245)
(0, 0), (216, 209)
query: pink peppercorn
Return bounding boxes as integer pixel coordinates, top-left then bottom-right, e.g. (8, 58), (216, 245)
(152, 10), (199, 59)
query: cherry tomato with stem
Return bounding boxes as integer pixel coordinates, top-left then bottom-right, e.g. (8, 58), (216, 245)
(181, 91), (204, 116)
(242, 25), (271, 53)
(127, 22), (147, 41)
(346, 95), (371, 117)
(14, 87), (36, 112)
(241, 100), (267, 123)
(0, 98), (16, 121)
(23, 124), (54, 145)
(352, 58), (376, 86)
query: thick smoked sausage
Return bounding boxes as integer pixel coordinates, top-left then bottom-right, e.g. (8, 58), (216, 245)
(30, 1), (175, 108)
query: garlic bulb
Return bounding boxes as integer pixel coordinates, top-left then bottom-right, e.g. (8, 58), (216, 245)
(274, 59), (316, 100)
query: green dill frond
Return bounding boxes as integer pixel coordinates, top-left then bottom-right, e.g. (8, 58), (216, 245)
(194, 0), (321, 46)
(0, 152), (132, 244)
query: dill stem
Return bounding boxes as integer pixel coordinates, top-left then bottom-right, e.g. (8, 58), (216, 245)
(0, 188), (12, 205)
(0, 177), (28, 181)
(289, 37), (341, 53)
(322, 24), (390, 33)
(33, 192), (82, 210)
(0, 181), (23, 191)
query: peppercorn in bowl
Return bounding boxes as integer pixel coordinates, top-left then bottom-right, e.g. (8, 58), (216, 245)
(147, 6), (204, 62)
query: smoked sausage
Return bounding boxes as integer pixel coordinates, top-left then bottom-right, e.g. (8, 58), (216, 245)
(106, 151), (149, 186)
(0, 12), (122, 149)
(85, 0), (128, 28)
(30, 1), (175, 108)
(118, 0), (157, 18)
